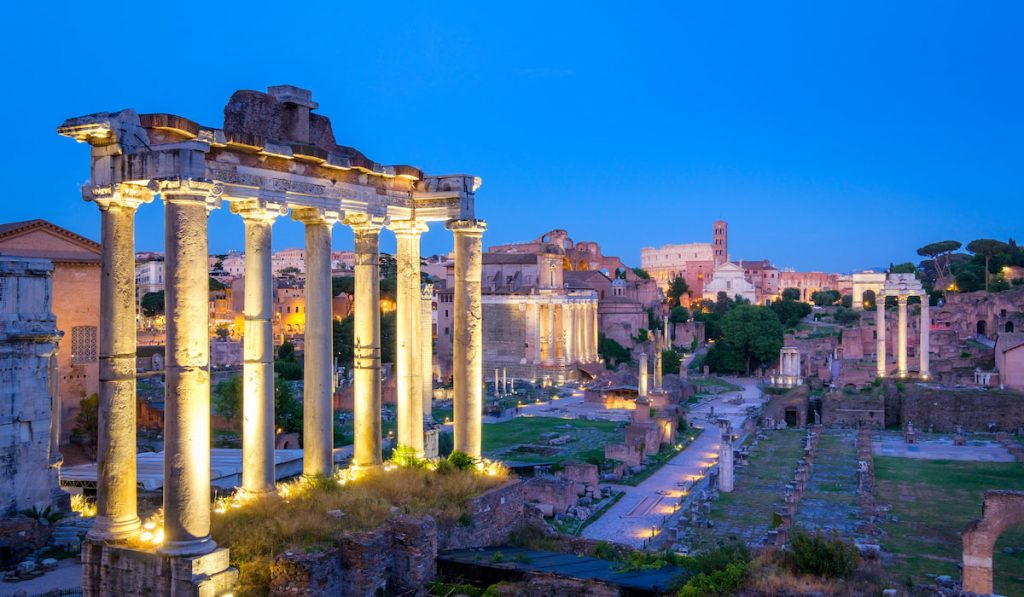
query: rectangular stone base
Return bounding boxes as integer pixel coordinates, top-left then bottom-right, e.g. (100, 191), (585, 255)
(82, 540), (237, 597)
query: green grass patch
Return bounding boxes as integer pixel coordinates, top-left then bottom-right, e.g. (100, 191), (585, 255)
(874, 456), (1024, 595)
(482, 416), (623, 465)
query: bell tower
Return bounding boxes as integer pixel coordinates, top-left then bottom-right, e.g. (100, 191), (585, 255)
(713, 220), (728, 265)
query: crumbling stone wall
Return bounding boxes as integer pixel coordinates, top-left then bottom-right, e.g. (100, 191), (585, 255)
(900, 385), (1024, 431)
(821, 392), (885, 428)
(762, 386), (810, 428)
(962, 490), (1024, 595)
(523, 476), (577, 515)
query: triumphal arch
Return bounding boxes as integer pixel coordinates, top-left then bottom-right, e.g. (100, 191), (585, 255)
(59, 85), (484, 594)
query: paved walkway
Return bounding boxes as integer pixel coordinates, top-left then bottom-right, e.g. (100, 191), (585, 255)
(0, 558), (81, 595)
(581, 377), (764, 547)
(873, 436), (1014, 462)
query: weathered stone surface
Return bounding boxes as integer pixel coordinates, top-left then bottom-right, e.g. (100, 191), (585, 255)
(82, 541), (237, 597)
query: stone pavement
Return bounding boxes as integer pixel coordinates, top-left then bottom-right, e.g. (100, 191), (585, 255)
(873, 435), (1014, 462)
(794, 429), (860, 537)
(581, 377), (765, 547)
(0, 557), (81, 595)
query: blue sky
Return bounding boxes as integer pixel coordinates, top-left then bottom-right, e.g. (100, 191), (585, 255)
(3, 1), (1020, 272)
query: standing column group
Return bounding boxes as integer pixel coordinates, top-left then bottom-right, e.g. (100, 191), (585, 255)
(875, 292), (930, 379)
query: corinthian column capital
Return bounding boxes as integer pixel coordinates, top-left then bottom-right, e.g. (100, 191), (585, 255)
(84, 182), (154, 210)
(446, 218), (487, 235)
(152, 177), (223, 210)
(388, 219), (429, 237)
(231, 199), (287, 223)
(292, 207), (341, 226)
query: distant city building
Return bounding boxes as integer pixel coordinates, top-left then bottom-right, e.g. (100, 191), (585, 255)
(641, 220), (727, 299)
(702, 261), (758, 304)
(135, 257), (165, 298)
(0, 219), (101, 443)
(778, 270), (840, 303)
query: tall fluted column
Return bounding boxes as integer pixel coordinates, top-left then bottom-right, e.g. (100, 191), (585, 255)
(448, 219), (486, 459)
(592, 302), (600, 361)
(876, 295), (886, 378)
(554, 305), (566, 366)
(348, 215), (386, 467)
(88, 184), (150, 541)
(654, 349), (663, 391)
(160, 179), (219, 556)
(392, 221), (428, 455)
(919, 297), (930, 379)
(563, 303), (575, 365)
(293, 209), (337, 477)
(421, 283), (434, 420)
(638, 352), (649, 398)
(236, 203), (280, 495)
(543, 302), (555, 366)
(536, 303), (544, 364)
(897, 296), (908, 378)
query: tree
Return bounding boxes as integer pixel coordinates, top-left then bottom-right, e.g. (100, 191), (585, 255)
(70, 393), (99, 459)
(661, 349), (682, 375)
(712, 304), (784, 375)
(332, 276), (355, 297)
(631, 267), (651, 280)
(888, 262), (917, 274)
(967, 239), (1009, 292)
(275, 341), (303, 380)
(770, 296), (811, 329)
(140, 291), (165, 317)
(279, 266), (301, 277)
(840, 294), (853, 309)
(215, 324), (230, 339)
(379, 253), (397, 280)
(598, 333), (631, 368)
(833, 306), (861, 325)
(669, 306), (690, 323)
(667, 276), (690, 306)
(917, 240), (962, 287)
(212, 376), (243, 426)
(278, 341), (296, 362)
(209, 277), (227, 291)
(810, 290), (841, 306)
(781, 287), (801, 302)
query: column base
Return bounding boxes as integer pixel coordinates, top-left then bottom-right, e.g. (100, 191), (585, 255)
(159, 535), (218, 557)
(87, 514), (142, 542)
(83, 539), (236, 597)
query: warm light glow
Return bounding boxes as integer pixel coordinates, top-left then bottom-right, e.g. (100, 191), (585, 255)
(71, 494), (96, 517)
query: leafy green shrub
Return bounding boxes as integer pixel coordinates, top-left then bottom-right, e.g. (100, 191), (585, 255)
(688, 542), (750, 576)
(390, 444), (429, 469)
(592, 540), (616, 560)
(617, 549), (681, 572)
(791, 530), (859, 578)
(961, 351), (972, 359)
(678, 561), (748, 597)
(448, 450), (477, 471)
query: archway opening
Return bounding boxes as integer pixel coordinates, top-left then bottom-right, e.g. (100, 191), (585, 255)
(784, 407), (798, 428)
(978, 320), (987, 336)
(862, 289), (876, 309)
(1007, 322), (1015, 333)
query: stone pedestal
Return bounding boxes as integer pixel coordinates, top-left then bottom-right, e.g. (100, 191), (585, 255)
(82, 540), (236, 597)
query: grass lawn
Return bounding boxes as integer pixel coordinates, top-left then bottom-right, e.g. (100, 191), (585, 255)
(690, 376), (743, 393)
(874, 456), (1024, 595)
(482, 416), (623, 465)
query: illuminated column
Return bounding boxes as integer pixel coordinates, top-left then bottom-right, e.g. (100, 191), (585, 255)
(591, 301), (600, 361)
(448, 219), (486, 458)
(718, 419), (734, 492)
(919, 296), (930, 379)
(543, 301), (555, 366)
(235, 203), (280, 495)
(554, 304), (566, 366)
(563, 302), (575, 365)
(421, 283), (434, 420)
(876, 295), (886, 378)
(536, 303), (544, 364)
(897, 295), (909, 378)
(663, 314), (670, 350)
(294, 209), (337, 478)
(160, 179), (219, 556)
(638, 352), (648, 398)
(348, 215), (385, 467)
(654, 349), (663, 391)
(87, 184), (150, 541)
(392, 220), (428, 455)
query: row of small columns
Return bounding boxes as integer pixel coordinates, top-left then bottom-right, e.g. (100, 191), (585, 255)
(875, 292), (930, 379)
(86, 179), (486, 558)
(534, 301), (599, 366)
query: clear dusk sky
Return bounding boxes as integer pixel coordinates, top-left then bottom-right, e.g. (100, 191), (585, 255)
(3, 2), (1021, 272)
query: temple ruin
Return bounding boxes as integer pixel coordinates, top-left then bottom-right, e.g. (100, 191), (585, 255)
(59, 85), (484, 594)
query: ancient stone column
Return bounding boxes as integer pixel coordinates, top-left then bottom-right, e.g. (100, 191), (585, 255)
(448, 219), (486, 459)
(392, 220), (427, 455)
(160, 179), (219, 556)
(592, 302), (600, 361)
(654, 349), (663, 391)
(87, 184), (150, 541)
(876, 295), (886, 378)
(719, 419), (734, 492)
(663, 314), (670, 350)
(421, 283), (434, 420)
(554, 304), (566, 366)
(294, 209), (337, 477)
(563, 303), (575, 365)
(638, 352), (648, 398)
(536, 303), (544, 364)
(235, 203), (280, 495)
(348, 215), (385, 467)
(897, 295), (909, 378)
(543, 302), (555, 366)
(919, 297), (930, 379)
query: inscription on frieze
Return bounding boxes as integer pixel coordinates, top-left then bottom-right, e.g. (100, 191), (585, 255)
(208, 167), (327, 196)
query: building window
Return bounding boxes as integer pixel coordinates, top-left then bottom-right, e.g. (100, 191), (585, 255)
(71, 326), (98, 364)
